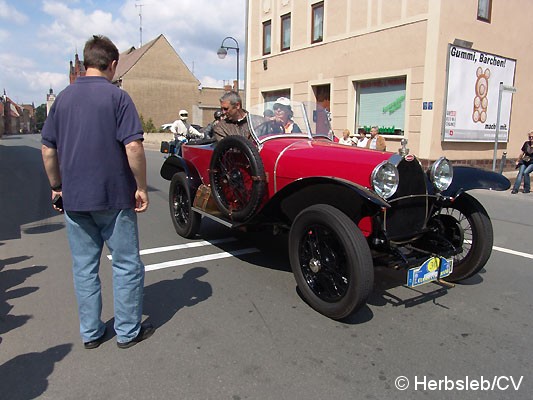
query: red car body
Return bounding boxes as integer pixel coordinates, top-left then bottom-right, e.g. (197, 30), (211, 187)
(161, 101), (510, 319)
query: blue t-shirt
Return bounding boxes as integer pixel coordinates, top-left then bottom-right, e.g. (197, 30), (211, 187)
(41, 76), (144, 211)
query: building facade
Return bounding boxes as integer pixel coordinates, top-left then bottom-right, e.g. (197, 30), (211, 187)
(246, 0), (533, 167)
(112, 34), (230, 129)
(64, 34), (235, 130)
(1, 91), (35, 137)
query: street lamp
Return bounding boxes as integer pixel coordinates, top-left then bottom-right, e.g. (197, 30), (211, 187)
(217, 36), (240, 92)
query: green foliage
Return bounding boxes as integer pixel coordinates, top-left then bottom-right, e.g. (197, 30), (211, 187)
(139, 114), (156, 133)
(35, 104), (47, 131)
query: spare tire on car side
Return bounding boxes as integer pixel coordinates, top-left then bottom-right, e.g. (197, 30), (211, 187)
(209, 135), (266, 222)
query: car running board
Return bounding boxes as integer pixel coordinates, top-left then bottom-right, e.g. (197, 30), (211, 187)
(192, 207), (236, 228)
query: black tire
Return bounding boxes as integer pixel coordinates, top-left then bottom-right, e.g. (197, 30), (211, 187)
(209, 135), (266, 221)
(289, 204), (374, 320)
(435, 193), (493, 282)
(169, 172), (201, 238)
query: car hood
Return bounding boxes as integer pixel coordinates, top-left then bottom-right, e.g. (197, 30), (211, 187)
(261, 138), (392, 188)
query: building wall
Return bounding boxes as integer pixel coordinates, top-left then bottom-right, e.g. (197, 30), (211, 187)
(429, 0), (533, 163)
(246, 0), (533, 165)
(119, 36), (202, 128)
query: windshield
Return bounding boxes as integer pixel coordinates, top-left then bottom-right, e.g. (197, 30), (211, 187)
(247, 101), (334, 144)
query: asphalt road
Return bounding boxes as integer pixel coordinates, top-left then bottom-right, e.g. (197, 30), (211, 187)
(1, 134), (532, 400)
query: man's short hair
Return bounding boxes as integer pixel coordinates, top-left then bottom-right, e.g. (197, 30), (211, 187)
(220, 91), (242, 107)
(83, 35), (119, 71)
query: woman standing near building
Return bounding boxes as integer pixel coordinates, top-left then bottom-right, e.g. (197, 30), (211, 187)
(511, 130), (533, 194)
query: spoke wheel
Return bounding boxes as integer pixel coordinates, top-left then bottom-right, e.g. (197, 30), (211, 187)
(434, 193), (493, 282)
(289, 204), (373, 320)
(209, 135), (266, 221)
(169, 172), (201, 238)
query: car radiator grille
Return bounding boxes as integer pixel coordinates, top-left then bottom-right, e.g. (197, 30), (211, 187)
(384, 157), (428, 241)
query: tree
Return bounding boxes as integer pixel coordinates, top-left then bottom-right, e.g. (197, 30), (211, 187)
(139, 114), (156, 133)
(35, 104), (47, 132)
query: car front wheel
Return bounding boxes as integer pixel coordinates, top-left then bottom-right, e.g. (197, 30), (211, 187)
(169, 172), (201, 238)
(289, 204), (374, 320)
(433, 193), (493, 282)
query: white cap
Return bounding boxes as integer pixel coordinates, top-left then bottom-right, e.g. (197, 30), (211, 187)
(274, 97), (291, 107)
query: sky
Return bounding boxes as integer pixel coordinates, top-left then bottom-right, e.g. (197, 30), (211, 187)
(0, 0), (246, 106)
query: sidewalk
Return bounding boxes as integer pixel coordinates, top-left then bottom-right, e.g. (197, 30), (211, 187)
(143, 132), (173, 150)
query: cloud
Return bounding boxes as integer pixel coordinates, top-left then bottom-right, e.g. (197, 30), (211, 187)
(23, 70), (69, 93)
(0, 0), (28, 24)
(0, 29), (10, 42)
(0, 52), (67, 104)
(39, 1), (134, 53)
(1, 0), (246, 104)
(0, 53), (36, 70)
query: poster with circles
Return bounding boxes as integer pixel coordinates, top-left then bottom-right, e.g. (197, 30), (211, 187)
(443, 44), (516, 142)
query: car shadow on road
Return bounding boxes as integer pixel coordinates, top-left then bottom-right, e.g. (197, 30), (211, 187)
(191, 226), (488, 324)
(0, 343), (72, 400)
(367, 266), (453, 309)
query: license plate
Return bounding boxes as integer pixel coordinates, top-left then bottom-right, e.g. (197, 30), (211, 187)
(407, 257), (453, 288)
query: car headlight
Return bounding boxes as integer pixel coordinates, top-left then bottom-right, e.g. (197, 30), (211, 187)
(371, 161), (399, 199)
(429, 157), (453, 192)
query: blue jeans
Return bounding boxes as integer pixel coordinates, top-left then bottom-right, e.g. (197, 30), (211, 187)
(64, 209), (145, 343)
(513, 163), (533, 192)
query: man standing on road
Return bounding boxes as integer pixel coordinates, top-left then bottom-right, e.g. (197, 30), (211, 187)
(41, 35), (154, 350)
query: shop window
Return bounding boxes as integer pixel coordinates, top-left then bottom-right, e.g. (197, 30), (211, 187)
(477, 0), (492, 22)
(311, 2), (324, 44)
(281, 13), (291, 51)
(356, 77), (406, 136)
(263, 20), (271, 55)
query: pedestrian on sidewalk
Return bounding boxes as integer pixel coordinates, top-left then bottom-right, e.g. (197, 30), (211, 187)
(41, 34), (154, 349)
(511, 130), (533, 194)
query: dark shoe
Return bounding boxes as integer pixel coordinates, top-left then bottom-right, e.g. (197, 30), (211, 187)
(511, 189), (518, 194)
(117, 323), (155, 349)
(524, 190), (530, 193)
(84, 328), (106, 350)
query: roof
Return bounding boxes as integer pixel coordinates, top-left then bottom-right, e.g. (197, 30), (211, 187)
(113, 35), (162, 82)
(0, 96), (22, 117)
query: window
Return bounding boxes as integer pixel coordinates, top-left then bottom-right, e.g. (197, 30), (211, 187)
(263, 90), (290, 105)
(477, 0), (492, 22)
(356, 77), (406, 136)
(311, 2), (324, 43)
(263, 20), (271, 55)
(281, 13), (291, 51)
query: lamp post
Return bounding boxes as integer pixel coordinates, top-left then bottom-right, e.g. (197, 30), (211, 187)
(492, 82), (516, 171)
(217, 37), (240, 92)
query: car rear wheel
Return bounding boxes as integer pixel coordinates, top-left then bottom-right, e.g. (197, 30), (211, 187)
(169, 172), (201, 238)
(435, 193), (493, 282)
(289, 204), (374, 320)
(209, 135), (266, 222)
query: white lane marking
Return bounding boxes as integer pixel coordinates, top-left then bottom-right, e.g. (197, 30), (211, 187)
(492, 246), (533, 260)
(144, 248), (259, 272)
(107, 238), (237, 260)
(463, 240), (533, 260)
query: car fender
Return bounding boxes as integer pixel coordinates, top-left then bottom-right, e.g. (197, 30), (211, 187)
(160, 156), (202, 190)
(258, 176), (390, 224)
(441, 166), (511, 197)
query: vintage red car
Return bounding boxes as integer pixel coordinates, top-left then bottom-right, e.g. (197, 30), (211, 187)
(160, 101), (510, 319)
